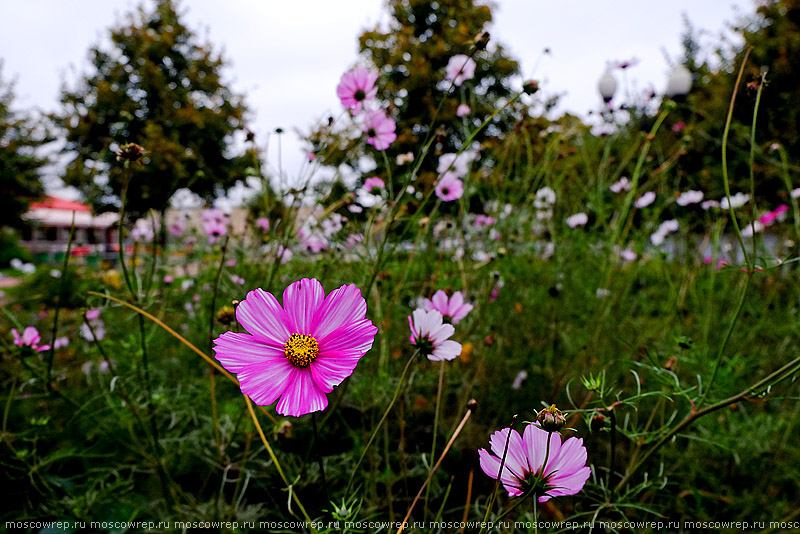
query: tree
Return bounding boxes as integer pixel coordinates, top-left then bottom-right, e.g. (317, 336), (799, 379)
(306, 0), (529, 201)
(0, 64), (48, 230)
(56, 0), (251, 218)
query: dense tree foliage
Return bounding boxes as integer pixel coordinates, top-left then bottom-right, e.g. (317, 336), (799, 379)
(307, 0), (541, 199)
(0, 65), (48, 230)
(55, 0), (251, 217)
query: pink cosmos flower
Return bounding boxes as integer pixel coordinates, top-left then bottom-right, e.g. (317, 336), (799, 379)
(364, 177), (385, 194)
(435, 174), (464, 202)
(456, 104), (471, 117)
(362, 109), (397, 150)
(85, 309), (101, 321)
(163, 275), (174, 284)
(12, 326), (51, 352)
(760, 204), (789, 225)
(169, 219), (186, 237)
(255, 217), (270, 233)
(202, 208), (227, 225)
(423, 290), (474, 324)
(337, 66), (378, 113)
(204, 219), (227, 244)
(54, 336), (69, 349)
(445, 55), (477, 86)
(479, 423), (591, 502)
(230, 274), (245, 286)
(408, 309), (462, 361)
(131, 218), (155, 243)
(213, 279), (377, 417)
(475, 214), (496, 227)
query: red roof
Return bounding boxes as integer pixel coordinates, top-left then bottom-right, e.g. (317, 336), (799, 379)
(30, 196), (91, 212)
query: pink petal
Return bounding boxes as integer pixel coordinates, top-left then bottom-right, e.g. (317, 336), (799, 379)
(524, 423), (562, 475)
(11, 329), (21, 345)
(275, 368), (328, 416)
(237, 358), (295, 407)
(544, 436), (586, 479)
(319, 318), (377, 354)
(430, 322), (455, 343)
(22, 327), (40, 346)
(310, 284), (367, 340)
(213, 332), (285, 372)
(310, 351), (363, 392)
(546, 466), (592, 497)
(431, 290), (449, 314)
(488, 428), (528, 479)
(283, 278), (325, 334)
(236, 289), (291, 347)
(430, 340), (461, 361)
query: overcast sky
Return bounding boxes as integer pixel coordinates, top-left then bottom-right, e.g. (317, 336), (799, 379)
(0, 0), (748, 207)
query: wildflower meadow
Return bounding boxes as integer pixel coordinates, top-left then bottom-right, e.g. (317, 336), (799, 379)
(3, 0), (800, 532)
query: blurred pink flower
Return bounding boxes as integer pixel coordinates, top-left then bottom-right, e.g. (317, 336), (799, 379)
(213, 279), (377, 416)
(435, 174), (464, 202)
(364, 177), (385, 194)
(337, 66), (378, 113)
(456, 104), (471, 116)
(203, 219), (227, 244)
(163, 275), (174, 283)
(54, 336), (69, 349)
(479, 423), (591, 502)
(362, 109), (397, 150)
(169, 219), (186, 236)
(12, 326), (50, 352)
(671, 121), (686, 133)
(408, 309), (462, 361)
(255, 217), (270, 233)
(85, 309), (101, 321)
(423, 290), (474, 324)
(445, 55), (477, 86)
(475, 215), (496, 227)
(760, 204), (789, 225)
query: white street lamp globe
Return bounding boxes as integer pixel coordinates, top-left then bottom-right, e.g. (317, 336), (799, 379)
(665, 64), (692, 98)
(598, 70), (618, 103)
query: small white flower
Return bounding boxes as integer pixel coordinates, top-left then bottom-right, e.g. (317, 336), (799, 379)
(720, 193), (749, 210)
(534, 187), (556, 209)
(566, 212), (588, 228)
(676, 190), (704, 206)
(609, 177), (631, 193)
(634, 191), (656, 208)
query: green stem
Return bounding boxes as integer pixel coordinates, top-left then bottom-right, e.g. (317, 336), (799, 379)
(346, 350), (419, 494)
(424, 360), (447, 518)
(46, 211), (76, 389)
(720, 47), (753, 267)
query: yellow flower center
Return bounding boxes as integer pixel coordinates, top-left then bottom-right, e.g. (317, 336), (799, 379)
(284, 333), (319, 368)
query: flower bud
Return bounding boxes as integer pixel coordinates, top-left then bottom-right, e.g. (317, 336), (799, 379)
(537, 404), (566, 432)
(590, 414), (606, 432)
(523, 80), (540, 95)
(115, 143), (145, 163)
(474, 31), (490, 50)
(216, 305), (236, 325)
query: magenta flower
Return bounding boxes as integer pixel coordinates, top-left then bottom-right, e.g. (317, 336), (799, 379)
(255, 217), (270, 233)
(12, 327), (51, 352)
(204, 219), (227, 244)
(213, 279), (377, 417)
(408, 309), (462, 361)
(423, 290), (473, 324)
(364, 177), (385, 194)
(456, 104), (471, 117)
(362, 109), (397, 151)
(445, 55), (477, 86)
(337, 66), (378, 113)
(479, 423), (591, 502)
(435, 174), (464, 202)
